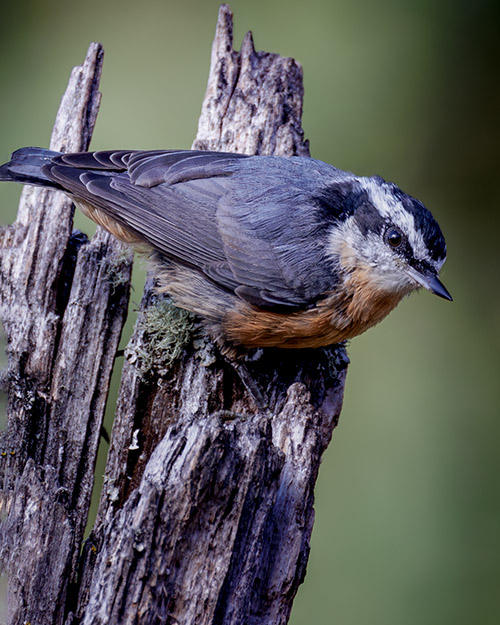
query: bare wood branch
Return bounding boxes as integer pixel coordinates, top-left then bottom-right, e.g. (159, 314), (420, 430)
(0, 43), (132, 625)
(193, 9), (309, 156)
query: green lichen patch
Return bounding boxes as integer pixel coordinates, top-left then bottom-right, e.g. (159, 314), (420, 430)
(133, 298), (196, 376)
(103, 247), (133, 293)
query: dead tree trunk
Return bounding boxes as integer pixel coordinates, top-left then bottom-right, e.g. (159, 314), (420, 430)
(0, 5), (348, 625)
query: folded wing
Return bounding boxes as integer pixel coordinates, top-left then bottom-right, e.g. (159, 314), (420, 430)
(44, 150), (343, 310)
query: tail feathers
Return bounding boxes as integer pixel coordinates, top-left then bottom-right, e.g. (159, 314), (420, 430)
(0, 147), (63, 189)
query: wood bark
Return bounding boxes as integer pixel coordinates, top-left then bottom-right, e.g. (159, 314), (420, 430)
(0, 5), (348, 625)
(0, 42), (133, 624)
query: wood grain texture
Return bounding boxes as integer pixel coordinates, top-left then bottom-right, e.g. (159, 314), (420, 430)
(0, 43), (132, 625)
(193, 6), (309, 156)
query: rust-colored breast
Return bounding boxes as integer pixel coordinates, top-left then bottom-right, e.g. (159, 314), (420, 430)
(224, 302), (345, 349)
(224, 265), (405, 349)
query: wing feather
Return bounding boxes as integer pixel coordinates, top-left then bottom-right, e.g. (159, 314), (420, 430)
(43, 150), (348, 310)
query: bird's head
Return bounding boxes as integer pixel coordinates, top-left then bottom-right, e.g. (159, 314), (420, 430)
(326, 176), (452, 302)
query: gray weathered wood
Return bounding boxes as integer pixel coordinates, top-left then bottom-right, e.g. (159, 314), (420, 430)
(0, 43), (132, 624)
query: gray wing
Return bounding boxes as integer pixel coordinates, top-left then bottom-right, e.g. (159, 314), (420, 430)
(44, 150), (349, 309)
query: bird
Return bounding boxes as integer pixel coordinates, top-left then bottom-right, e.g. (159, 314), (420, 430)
(0, 147), (451, 350)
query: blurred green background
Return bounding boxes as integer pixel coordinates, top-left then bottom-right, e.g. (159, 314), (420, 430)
(1, 0), (499, 623)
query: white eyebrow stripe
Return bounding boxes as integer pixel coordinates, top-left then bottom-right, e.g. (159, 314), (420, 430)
(359, 178), (431, 263)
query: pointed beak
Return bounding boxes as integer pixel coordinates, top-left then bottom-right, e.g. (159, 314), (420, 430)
(407, 266), (453, 301)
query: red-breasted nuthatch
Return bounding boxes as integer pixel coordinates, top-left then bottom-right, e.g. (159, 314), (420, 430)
(0, 148), (451, 349)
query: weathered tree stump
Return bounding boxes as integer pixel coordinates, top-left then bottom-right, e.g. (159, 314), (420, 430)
(0, 6), (348, 625)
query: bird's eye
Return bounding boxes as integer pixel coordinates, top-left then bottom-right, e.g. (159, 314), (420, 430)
(386, 227), (403, 248)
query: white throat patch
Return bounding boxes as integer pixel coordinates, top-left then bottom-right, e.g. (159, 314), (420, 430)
(326, 216), (417, 295)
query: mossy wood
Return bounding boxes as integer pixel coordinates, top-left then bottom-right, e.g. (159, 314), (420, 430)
(0, 5), (348, 625)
